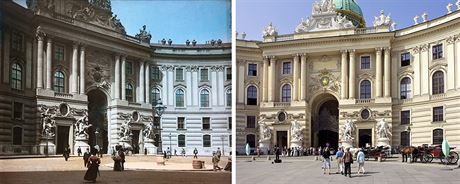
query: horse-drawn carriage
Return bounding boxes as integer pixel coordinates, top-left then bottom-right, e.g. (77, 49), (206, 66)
(401, 145), (459, 164)
(363, 146), (389, 161)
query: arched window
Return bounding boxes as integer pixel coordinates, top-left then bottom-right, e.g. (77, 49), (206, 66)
(246, 134), (256, 149)
(247, 86), (257, 105)
(200, 89), (210, 107)
(226, 89), (231, 107)
(11, 63), (22, 90)
(400, 77), (412, 99)
(360, 80), (371, 99)
(151, 88), (160, 106)
(126, 83), (134, 102)
(175, 89), (185, 107)
(53, 71), (65, 93)
(433, 129), (443, 145)
(281, 84), (291, 102)
(432, 71), (444, 95)
(12, 127), (23, 145)
(400, 131), (410, 146)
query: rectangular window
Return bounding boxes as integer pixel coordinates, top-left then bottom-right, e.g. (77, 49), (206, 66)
(176, 68), (184, 81)
(360, 56), (371, 69)
(151, 66), (160, 81)
(248, 64), (257, 76)
(177, 117), (185, 129)
(178, 135), (185, 147)
(200, 68), (208, 81)
(226, 68), (232, 81)
(433, 106), (444, 122)
(203, 135), (211, 147)
(202, 117), (210, 130)
(401, 110), (410, 125)
(11, 31), (23, 52)
(401, 52), (410, 67)
(228, 117), (232, 129)
(247, 116), (256, 128)
(282, 62), (291, 74)
(13, 102), (23, 120)
(54, 45), (65, 62)
(229, 135), (232, 147)
(12, 127), (22, 145)
(433, 44), (443, 60)
(126, 62), (133, 75)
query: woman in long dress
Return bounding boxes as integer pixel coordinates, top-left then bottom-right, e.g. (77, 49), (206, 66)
(84, 152), (101, 182)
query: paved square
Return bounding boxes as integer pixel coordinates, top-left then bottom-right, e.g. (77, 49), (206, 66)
(236, 156), (460, 184)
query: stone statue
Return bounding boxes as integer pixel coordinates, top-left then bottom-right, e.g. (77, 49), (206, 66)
(290, 120), (303, 142)
(74, 112), (92, 139)
(41, 108), (56, 138)
(391, 22), (397, 31)
(413, 15), (419, 25)
(447, 3), (453, 14)
(340, 119), (355, 142)
(312, 0), (334, 14)
(296, 0), (355, 33)
(373, 10), (391, 27)
(119, 118), (132, 140)
(135, 25), (152, 43)
(262, 22), (278, 37)
(143, 122), (153, 140)
(376, 119), (392, 139)
(422, 12), (428, 22)
(241, 32), (247, 40)
(457, 0), (460, 10)
(258, 118), (271, 142)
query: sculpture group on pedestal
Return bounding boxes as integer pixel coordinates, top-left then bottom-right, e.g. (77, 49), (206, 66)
(290, 120), (303, 142)
(74, 112), (92, 139)
(41, 108), (56, 138)
(340, 119), (356, 143)
(262, 22), (278, 37)
(258, 119), (271, 143)
(143, 122), (154, 140)
(373, 10), (392, 27)
(312, 0), (335, 15)
(119, 117), (132, 141)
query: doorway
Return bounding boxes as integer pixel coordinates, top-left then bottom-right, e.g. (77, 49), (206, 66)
(56, 126), (70, 154)
(132, 130), (140, 154)
(311, 93), (339, 148)
(359, 129), (372, 148)
(87, 89), (108, 154)
(276, 131), (288, 149)
(318, 130), (338, 149)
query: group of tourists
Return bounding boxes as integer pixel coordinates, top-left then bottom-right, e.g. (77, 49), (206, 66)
(264, 146), (332, 157)
(321, 146), (366, 178)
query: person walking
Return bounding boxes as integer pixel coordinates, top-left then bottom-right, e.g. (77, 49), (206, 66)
(84, 151), (101, 182)
(193, 148), (198, 159)
(63, 146), (70, 161)
(216, 147), (222, 159)
(322, 147), (331, 175)
(112, 145), (123, 171)
(212, 152), (222, 171)
(343, 147), (353, 178)
(357, 148), (366, 175)
(83, 148), (90, 167)
(335, 147), (344, 175)
(77, 146), (82, 157)
(181, 148), (186, 157)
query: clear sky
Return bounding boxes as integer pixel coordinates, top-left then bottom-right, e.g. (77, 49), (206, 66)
(237, 0), (456, 40)
(13, 0), (231, 44)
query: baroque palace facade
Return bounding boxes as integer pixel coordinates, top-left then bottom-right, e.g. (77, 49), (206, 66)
(0, 0), (231, 156)
(236, 0), (460, 154)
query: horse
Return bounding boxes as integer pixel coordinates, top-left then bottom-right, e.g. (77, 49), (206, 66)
(400, 146), (421, 162)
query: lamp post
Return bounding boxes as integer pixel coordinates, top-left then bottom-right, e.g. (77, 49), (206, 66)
(169, 133), (172, 158)
(95, 128), (99, 154)
(152, 98), (166, 154)
(221, 135), (225, 156)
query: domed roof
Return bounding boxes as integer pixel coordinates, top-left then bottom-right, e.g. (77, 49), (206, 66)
(334, 0), (365, 28)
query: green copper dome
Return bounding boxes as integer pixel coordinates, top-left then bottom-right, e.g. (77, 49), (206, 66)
(334, 0), (365, 28)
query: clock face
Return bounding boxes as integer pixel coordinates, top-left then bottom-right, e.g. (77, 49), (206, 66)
(321, 76), (329, 86)
(361, 109), (370, 120)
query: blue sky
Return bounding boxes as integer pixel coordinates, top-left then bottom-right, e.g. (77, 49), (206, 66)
(237, 0), (456, 40)
(14, 0), (231, 44)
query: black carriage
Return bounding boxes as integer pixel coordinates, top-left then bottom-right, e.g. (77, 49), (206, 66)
(419, 145), (459, 164)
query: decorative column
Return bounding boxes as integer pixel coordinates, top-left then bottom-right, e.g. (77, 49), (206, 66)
(292, 54), (300, 101)
(375, 48), (383, 98)
(139, 61), (145, 103)
(413, 47), (421, 96)
(36, 29), (45, 89)
(268, 56), (276, 102)
(211, 66), (218, 106)
(348, 50), (356, 99)
(186, 66), (192, 106)
(340, 50), (348, 99)
(447, 36), (456, 91)
(420, 44), (429, 95)
(79, 45), (86, 94)
(191, 66), (198, 106)
(46, 38), (52, 90)
(300, 54), (307, 101)
(384, 48), (391, 97)
(145, 62), (150, 103)
(237, 61), (245, 104)
(71, 43), (78, 94)
(114, 54), (120, 99)
(217, 66), (224, 106)
(121, 56), (126, 100)
(262, 57), (269, 102)
(456, 37), (460, 89)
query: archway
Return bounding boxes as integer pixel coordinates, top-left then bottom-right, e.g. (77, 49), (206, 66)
(87, 89), (108, 154)
(311, 93), (339, 149)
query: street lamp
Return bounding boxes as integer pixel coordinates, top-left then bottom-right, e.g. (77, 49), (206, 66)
(221, 135), (225, 156)
(95, 128), (99, 154)
(169, 133), (172, 158)
(153, 98), (166, 154)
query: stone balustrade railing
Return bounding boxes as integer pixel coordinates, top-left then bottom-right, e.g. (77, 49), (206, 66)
(356, 99), (374, 104)
(274, 102), (291, 107)
(430, 93), (447, 100)
(54, 92), (74, 99)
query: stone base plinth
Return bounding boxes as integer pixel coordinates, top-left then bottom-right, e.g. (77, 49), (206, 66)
(74, 137), (90, 154)
(39, 138), (56, 155)
(259, 141), (271, 155)
(290, 140), (302, 148)
(377, 138), (390, 147)
(340, 140), (353, 149)
(144, 140), (157, 155)
(119, 139), (132, 150)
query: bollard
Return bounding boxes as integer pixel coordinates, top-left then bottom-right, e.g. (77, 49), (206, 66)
(378, 156), (381, 162)
(267, 156), (271, 160)
(252, 156), (255, 161)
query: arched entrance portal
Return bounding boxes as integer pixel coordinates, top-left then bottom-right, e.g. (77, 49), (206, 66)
(87, 89), (108, 154)
(311, 93), (339, 149)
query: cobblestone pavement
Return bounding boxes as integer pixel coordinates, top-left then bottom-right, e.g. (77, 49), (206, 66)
(236, 156), (460, 184)
(0, 155), (231, 184)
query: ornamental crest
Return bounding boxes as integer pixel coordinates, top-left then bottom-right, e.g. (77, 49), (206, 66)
(310, 69), (340, 92)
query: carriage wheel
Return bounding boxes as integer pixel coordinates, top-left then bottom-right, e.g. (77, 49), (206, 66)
(381, 153), (387, 161)
(422, 154), (432, 163)
(448, 152), (459, 164)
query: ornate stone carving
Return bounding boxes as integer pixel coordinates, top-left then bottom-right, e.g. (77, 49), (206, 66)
(143, 122), (154, 140)
(373, 10), (392, 27)
(39, 105), (57, 138)
(86, 51), (111, 90)
(135, 25), (152, 43)
(296, 0), (355, 33)
(412, 46), (421, 54)
(36, 26), (46, 41)
(376, 118), (392, 139)
(74, 111), (92, 139)
(290, 120), (303, 142)
(339, 119), (356, 142)
(414, 15), (419, 25)
(420, 44), (429, 52)
(258, 118), (271, 143)
(262, 22), (278, 37)
(309, 69), (340, 94)
(119, 117), (133, 141)
(447, 36), (456, 45)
